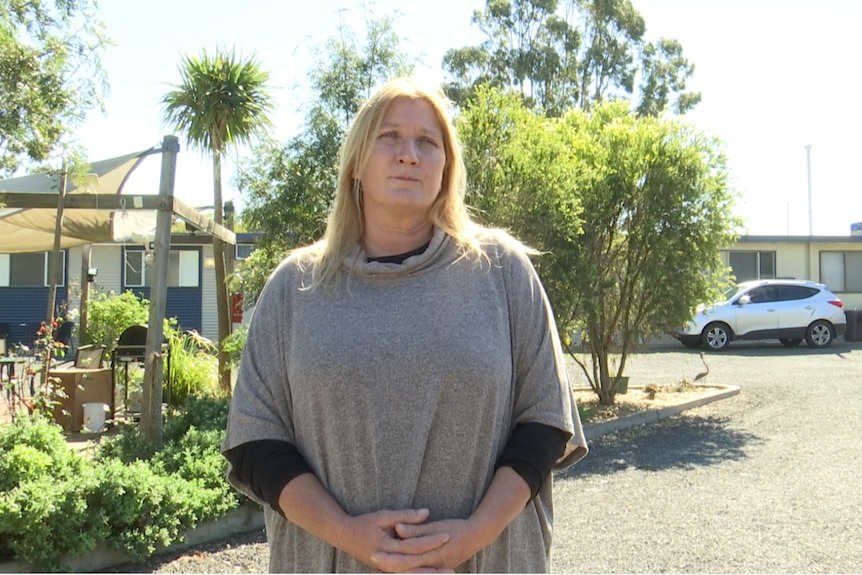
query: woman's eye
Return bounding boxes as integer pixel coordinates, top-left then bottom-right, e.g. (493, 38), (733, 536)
(419, 136), (439, 147)
(380, 131), (399, 140)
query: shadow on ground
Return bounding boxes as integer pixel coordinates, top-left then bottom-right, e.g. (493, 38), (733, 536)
(560, 413), (763, 479)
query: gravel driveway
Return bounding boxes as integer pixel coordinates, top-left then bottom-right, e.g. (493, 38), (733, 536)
(110, 340), (862, 573)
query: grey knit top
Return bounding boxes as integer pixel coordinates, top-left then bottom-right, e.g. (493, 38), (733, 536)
(223, 227), (587, 572)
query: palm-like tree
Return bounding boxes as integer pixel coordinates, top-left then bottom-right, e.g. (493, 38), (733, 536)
(161, 46), (274, 394)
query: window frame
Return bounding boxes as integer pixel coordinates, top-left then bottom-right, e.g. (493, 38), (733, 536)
(123, 247), (200, 288)
(0, 251), (66, 287)
(725, 250), (777, 282)
(820, 250), (862, 293)
(235, 243), (256, 261)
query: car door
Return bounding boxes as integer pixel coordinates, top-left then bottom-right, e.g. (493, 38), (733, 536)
(733, 285), (779, 336)
(776, 285), (819, 330)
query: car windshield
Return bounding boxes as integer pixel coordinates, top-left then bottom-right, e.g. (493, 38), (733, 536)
(720, 285), (747, 303)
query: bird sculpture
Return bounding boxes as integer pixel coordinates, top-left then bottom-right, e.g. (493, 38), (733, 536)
(693, 351), (710, 382)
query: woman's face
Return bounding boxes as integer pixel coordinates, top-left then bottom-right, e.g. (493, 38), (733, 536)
(357, 97), (446, 222)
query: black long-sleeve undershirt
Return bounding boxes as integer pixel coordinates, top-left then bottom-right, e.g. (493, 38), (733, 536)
(224, 422), (569, 515)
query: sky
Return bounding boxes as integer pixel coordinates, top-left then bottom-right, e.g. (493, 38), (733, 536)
(74, 0), (862, 237)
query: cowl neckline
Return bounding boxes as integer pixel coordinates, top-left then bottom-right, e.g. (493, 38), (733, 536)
(342, 228), (450, 277)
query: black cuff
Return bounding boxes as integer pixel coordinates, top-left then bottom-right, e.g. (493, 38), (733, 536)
(224, 439), (313, 515)
(495, 422), (570, 499)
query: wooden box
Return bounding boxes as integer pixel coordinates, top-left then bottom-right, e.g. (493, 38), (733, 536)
(49, 367), (113, 432)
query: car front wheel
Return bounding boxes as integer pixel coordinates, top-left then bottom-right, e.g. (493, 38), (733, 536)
(702, 323), (731, 351)
(805, 320), (834, 348)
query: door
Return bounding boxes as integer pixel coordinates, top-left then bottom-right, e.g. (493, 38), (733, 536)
(733, 285), (779, 336)
(776, 285), (819, 330)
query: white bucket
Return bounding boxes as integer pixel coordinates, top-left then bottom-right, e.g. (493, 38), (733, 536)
(82, 402), (109, 433)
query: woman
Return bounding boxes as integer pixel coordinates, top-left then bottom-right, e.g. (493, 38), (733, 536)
(222, 78), (587, 573)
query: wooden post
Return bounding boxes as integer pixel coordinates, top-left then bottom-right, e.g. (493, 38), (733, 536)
(79, 244), (92, 337)
(46, 167), (67, 326)
(140, 135), (179, 448)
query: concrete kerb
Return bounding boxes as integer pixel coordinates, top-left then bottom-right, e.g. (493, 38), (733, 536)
(582, 383), (741, 440)
(0, 384), (738, 572)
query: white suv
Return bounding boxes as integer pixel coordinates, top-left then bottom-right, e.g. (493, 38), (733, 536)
(676, 280), (847, 351)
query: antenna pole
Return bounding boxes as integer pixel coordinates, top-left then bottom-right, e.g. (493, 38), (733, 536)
(806, 144), (813, 236)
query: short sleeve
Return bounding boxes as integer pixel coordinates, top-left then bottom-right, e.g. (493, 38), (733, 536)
(497, 235), (588, 469)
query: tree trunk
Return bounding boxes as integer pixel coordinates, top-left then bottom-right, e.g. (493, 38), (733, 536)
(587, 320), (618, 406)
(212, 151), (232, 394)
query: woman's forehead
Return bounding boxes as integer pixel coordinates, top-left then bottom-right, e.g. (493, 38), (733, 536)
(380, 97), (443, 135)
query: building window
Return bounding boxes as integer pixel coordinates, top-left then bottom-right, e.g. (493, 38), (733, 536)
(820, 251), (862, 293)
(124, 248), (200, 288)
(725, 251), (776, 282)
(235, 243), (257, 261)
(0, 251), (66, 287)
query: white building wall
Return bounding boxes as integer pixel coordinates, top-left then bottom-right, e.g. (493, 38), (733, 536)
(89, 245), (124, 296)
(64, 247), (83, 316)
(200, 244), (218, 341)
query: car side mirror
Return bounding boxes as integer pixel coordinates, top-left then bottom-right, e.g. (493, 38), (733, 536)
(738, 294), (751, 305)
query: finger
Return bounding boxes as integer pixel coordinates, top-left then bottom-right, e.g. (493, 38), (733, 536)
(376, 508), (430, 530)
(395, 521), (429, 540)
(371, 549), (445, 574)
(391, 532), (449, 555)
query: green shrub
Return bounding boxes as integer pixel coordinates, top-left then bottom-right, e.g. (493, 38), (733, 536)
(0, 473), (107, 570)
(0, 446), (52, 491)
(94, 458), (229, 561)
(153, 427), (236, 494)
(0, 415), (83, 492)
(79, 290), (150, 355)
(94, 421), (155, 464)
(221, 323), (248, 370)
(0, 397), (244, 571)
(164, 394), (230, 440)
(0, 414), (71, 460)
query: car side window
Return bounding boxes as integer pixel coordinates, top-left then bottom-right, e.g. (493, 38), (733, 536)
(746, 286), (777, 303)
(778, 285), (818, 301)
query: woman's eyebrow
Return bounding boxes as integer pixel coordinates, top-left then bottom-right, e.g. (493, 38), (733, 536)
(379, 120), (442, 139)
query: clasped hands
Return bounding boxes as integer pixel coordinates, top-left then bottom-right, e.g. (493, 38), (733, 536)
(340, 508), (481, 573)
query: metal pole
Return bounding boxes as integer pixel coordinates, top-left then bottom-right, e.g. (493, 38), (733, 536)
(806, 144), (813, 236)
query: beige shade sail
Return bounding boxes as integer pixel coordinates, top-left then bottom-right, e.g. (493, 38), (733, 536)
(0, 147), (160, 253)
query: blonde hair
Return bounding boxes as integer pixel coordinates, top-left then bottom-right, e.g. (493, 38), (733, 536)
(299, 77), (485, 290)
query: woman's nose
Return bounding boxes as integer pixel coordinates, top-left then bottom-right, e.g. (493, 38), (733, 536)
(397, 139), (419, 164)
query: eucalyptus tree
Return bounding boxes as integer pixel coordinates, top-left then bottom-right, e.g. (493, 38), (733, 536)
(234, 13), (413, 302)
(459, 87), (739, 404)
(443, 0), (699, 117)
(0, 0), (111, 176)
(161, 46), (274, 394)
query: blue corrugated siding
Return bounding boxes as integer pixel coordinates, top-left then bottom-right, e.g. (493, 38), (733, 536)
(128, 287), (202, 333)
(0, 286), (69, 348)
